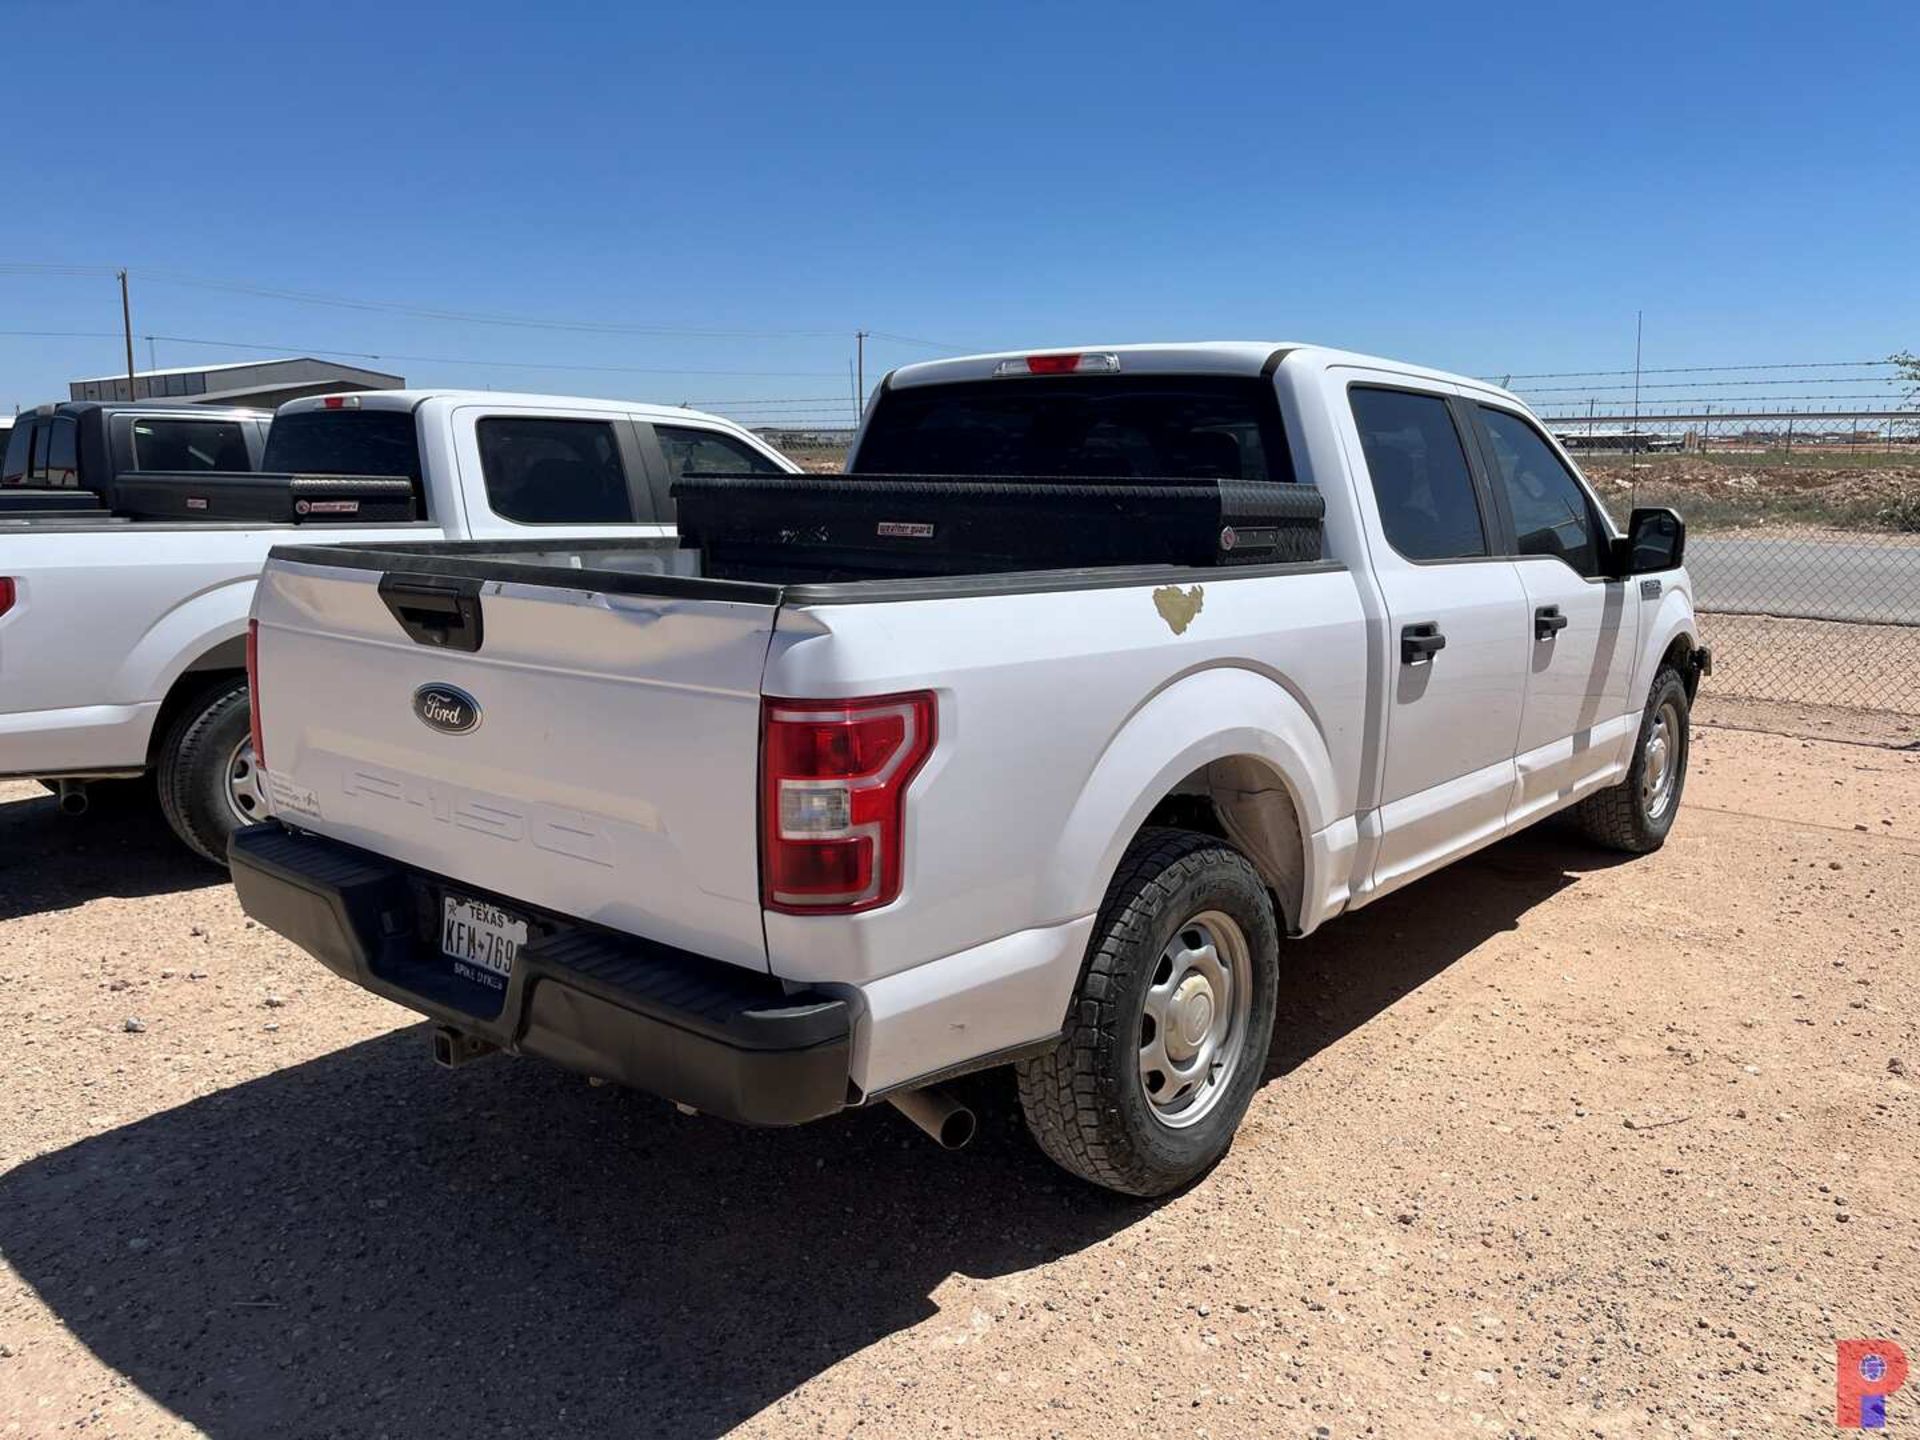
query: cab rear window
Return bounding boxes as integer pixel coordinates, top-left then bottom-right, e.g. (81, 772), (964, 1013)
(263, 409), (422, 481)
(852, 374), (1293, 483)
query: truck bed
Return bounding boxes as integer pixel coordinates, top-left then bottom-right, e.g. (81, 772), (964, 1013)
(250, 497), (1346, 979)
(268, 471), (1328, 601)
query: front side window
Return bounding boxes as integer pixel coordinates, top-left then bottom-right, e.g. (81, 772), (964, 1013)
(132, 419), (250, 472)
(1349, 387), (1487, 561)
(477, 417), (632, 524)
(1477, 407), (1600, 576)
(655, 425), (784, 480)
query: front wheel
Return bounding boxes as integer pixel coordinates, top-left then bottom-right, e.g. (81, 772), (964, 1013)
(1016, 827), (1279, 1197)
(1571, 665), (1691, 853)
(156, 678), (266, 866)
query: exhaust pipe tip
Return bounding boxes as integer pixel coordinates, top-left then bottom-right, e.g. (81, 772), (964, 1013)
(55, 779), (89, 816)
(888, 1085), (977, 1150)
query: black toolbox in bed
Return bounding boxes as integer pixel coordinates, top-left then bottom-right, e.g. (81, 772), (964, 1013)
(107, 472), (420, 524)
(671, 473), (1324, 579)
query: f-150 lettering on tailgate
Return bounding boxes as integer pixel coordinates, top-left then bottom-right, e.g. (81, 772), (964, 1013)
(339, 766), (614, 866)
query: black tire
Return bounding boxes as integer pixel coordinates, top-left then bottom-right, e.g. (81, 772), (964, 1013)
(1570, 665), (1690, 854)
(1016, 827), (1279, 1197)
(155, 677), (262, 866)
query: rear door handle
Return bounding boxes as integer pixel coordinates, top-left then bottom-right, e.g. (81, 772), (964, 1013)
(1400, 622), (1446, 666)
(1534, 604), (1569, 641)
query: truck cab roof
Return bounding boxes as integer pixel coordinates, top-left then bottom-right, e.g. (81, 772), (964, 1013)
(884, 341), (1528, 409)
(278, 389), (762, 433)
(24, 398), (272, 422)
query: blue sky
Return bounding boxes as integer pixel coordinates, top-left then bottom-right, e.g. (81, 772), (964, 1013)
(2, 0), (1914, 422)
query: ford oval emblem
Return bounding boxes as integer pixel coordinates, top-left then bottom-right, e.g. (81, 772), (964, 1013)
(413, 684), (482, 736)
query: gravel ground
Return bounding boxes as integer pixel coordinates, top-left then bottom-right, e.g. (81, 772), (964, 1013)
(1, 723), (1916, 1439)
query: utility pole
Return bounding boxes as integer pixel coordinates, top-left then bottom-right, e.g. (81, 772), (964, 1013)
(118, 270), (139, 401)
(855, 330), (869, 415)
(1631, 310), (1643, 438)
(147, 336), (158, 372)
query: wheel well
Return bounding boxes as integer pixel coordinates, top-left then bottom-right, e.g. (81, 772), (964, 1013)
(146, 663), (246, 767)
(1660, 633), (1700, 698)
(1140, 756), (1306, 931)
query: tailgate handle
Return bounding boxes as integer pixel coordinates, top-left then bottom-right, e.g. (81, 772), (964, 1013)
(377, 572), (484, 653)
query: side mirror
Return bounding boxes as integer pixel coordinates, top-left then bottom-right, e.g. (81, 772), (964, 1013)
(1612, 506), (1685, 577)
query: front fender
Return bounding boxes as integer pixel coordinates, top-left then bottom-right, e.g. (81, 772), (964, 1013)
(1038, 665), (1340, 928)
(1637, 575), (1700, 697)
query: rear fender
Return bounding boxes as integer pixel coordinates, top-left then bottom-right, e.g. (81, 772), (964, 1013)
(1039, 666), (1339, 932)
(115, 574), (257, 719)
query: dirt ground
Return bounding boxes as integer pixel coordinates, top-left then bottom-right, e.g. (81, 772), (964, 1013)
(2, 721), (1916, 1439)
(1580, 456), (1920, 535)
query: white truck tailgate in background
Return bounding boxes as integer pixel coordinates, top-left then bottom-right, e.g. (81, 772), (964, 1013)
(252, 560), (776, 971)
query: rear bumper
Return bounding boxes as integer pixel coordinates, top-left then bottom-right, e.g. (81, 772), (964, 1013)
(228, 824), (852, 1126)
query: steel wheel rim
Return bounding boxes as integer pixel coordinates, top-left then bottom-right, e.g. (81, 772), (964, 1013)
(1138, 910), (1253, 1129)
(225, 739), (266, 826)
(1643, 699), (1682, 821)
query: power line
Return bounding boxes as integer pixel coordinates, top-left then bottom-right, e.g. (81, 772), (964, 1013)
(1536, 393), (1918, 407)
(0, 259), (965, 349)
(134, 332), (841, 378)
(1489, 359), (1895, 381)
(1515, 375), (1909, 394)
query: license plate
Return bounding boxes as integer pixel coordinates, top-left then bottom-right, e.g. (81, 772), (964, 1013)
(439, 894), (527, 993)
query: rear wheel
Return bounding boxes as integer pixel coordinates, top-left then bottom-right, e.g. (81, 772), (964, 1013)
(1017, 827), (1279, 1197)
(1571, 665), (1690, 853)
(156, 678), (264, 866)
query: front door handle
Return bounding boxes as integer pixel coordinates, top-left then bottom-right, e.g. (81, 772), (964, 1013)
(1534, 604), (1569, 641)
(1400, 621), (1447, 666)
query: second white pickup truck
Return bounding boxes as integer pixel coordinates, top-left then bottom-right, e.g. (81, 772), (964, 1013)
(0, 390), (793, 860)
(232, 342), (1708, 1195)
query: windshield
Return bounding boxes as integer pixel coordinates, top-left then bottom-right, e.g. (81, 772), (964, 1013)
(851, 374), (1293, 482)
(262, 408), (421, 480)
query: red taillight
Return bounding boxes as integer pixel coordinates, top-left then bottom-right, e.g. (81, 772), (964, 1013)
(245, 619), (265, 769)
(760, 690), (936, 914)
(1025, 353), (1081, 374)
(0, 578), (15, 618)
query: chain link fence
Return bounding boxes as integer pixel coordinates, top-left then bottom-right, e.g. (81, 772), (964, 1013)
(1582, 452), (1920, 724)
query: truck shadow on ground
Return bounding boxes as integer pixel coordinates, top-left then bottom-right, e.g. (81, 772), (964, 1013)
(1267, 824), (1631, 1080)
(0, 784), (222, 921)
(0, 828), (1626, 1438)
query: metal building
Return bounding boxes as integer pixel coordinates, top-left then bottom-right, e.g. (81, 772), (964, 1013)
(68, 357), (405, 407)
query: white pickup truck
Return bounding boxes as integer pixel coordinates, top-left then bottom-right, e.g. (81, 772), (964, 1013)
(0, 390), (793, 860)
(231, 342), (1708, 1196)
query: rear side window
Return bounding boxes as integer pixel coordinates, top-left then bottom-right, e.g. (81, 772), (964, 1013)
(1476, 406), (1600, 576)
(851, 375), (1292, 482)
(1349, 388), (1487, 561)
(131, 418), (249, 472)
(655, 425), (784, 479)
(46, 417), (79, 485)
(477, 417), (633, 524)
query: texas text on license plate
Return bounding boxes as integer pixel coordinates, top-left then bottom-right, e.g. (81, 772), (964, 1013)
(439, 894), (528, 993)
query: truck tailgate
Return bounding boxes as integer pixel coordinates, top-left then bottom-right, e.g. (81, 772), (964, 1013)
(250, 555), (778, 971)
